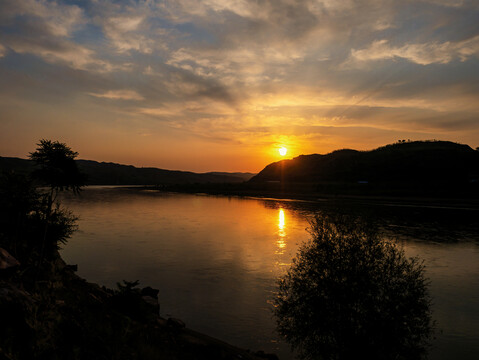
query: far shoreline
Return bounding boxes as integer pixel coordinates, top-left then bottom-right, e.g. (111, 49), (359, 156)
(104, 184), (479, 211)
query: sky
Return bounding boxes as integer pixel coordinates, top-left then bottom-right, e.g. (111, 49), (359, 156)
(0, 0), (478, 172)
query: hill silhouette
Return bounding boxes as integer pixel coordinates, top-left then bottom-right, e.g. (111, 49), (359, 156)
(250, 141), (479, 186)
(0, 157), (255, 185)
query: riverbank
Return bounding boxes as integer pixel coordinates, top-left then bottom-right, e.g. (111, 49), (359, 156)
(0, 249), (277, 360)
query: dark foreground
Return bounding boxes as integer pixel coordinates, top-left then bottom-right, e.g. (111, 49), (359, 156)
(0, 250), (275, 360)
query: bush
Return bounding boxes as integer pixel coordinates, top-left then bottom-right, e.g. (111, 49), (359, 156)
(0, 139), (84, 264)
(274, 214), (433, 360)
(0, 172), (77, 263)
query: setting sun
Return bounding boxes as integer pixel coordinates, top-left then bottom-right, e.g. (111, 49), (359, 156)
(279, 147), (287, 156)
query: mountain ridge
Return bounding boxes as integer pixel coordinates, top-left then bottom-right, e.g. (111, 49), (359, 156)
(0, 157), (256, 185)
(250, 140), (479, 185)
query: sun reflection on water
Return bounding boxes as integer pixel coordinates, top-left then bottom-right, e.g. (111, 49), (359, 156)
(276, 208), (287, 254)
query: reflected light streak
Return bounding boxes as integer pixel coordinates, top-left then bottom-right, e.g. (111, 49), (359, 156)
(276, 208), (286, 254)
(279, 208), (285, 232)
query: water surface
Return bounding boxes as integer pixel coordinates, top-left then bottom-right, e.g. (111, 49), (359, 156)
(60, 187), (479, 359)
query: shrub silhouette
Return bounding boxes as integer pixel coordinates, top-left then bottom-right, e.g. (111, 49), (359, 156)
(27, 140), (84, 262)
(0, 172), (77, 262)
(29, 139), (86, 196)
(274, 214), (433, 360)
(0, 139), (83, 263)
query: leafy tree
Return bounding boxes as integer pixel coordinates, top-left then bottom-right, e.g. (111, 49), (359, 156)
(26, 140), (84, 261)
(274, 214), (433, 360)
(29, 139), (86, 197)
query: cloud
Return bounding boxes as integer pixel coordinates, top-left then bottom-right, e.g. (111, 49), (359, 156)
(0, 0), (114, 71)
(349, 36), (479, 66)
(5, 35), (113, 71)
(423, 0), (466, 7)
(138, 98), (237, 120)
(0, 0), (85, 36)
(89, 90), (144, 101)
(139, 107), (179, 117)
(101, 15), (155, 53)
(165, 45), (304, 87)
(0, 44), (7, 57)
(160, 68), (239, 105)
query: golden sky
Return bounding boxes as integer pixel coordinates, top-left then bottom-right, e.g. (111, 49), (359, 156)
(1, 0), (478, 172)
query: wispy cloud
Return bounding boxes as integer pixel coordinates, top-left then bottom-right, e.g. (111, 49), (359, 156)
(0, 44), (6, 58)
(5, 37), (113, 71)
(349, 36), (479, 66)
(423, 0), (466, 7)
(101, 15), (155, 54)
(0, 0), (85, 36)
(0, 0), (115, 71)
(89, 90), (144, 101)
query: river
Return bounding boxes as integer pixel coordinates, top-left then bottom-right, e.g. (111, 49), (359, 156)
(60, 187), (479, 359)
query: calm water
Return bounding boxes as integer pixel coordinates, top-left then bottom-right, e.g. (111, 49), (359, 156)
(60, 187), (479, 359)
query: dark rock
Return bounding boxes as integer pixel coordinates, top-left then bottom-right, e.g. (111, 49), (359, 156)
(0, 248), (20, 270)
(142, 295), (160, 319)
(141, 286), (159, 298)
(0, 282), (35, 358)
(66, 264), (78, 272)
(254, 350), (279, 360)
(167, 317), (186, 329)
(141, 295), (158, 306)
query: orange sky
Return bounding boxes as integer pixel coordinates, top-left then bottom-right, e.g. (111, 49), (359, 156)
(1, 0), (478, 172)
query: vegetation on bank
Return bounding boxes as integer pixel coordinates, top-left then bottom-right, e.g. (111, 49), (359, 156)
(1, 139), (82, 266)
(274, 214), (434, 360)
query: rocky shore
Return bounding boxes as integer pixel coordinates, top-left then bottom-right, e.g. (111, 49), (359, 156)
(0, 248), (278, 360)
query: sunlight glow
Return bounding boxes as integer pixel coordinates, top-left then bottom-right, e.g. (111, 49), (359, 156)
(278, 208), (285, 232)
(276, 208), (287, 254)
(279, 147), (287, 156)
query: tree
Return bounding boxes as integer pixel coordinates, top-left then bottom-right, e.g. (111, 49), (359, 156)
(27, 140), (84, 261)
(274, 214), (433, 360)
(29, 139), (86, 197)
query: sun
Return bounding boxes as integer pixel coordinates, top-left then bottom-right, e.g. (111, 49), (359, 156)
(278, 147), (287, 156)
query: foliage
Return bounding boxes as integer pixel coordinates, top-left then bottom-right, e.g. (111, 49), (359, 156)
(274, 214), (433, 360)
(115, 280), (141, 295)
(0, 172), (77, 263)
(109, 280), (157, 321)
(15, 139), (85, 263)
(29, 139), (86, 195)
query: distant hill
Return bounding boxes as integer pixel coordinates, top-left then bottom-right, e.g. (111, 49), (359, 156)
(0, 157), (254, 185)
(204, 172), (256, 182)
(250, 141), (479, 186)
